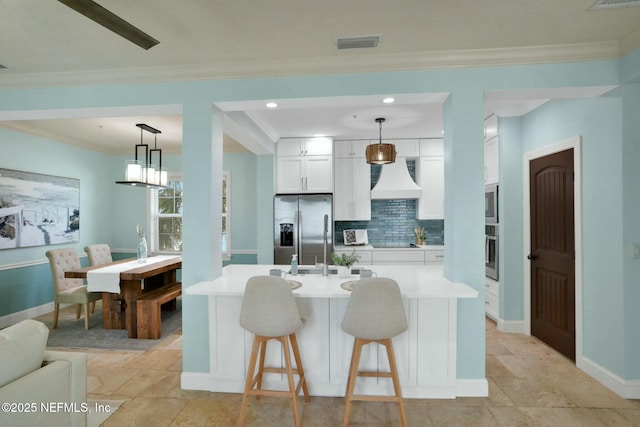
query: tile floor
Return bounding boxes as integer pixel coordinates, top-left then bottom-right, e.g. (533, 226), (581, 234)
(41, 309), (640, 427)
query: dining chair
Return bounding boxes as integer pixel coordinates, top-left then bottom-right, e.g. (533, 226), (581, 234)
(341, 277), (408, 427)
(237, 275), (309, 427)
(46, 248), (102, 330)
(84, 243), (113, 266)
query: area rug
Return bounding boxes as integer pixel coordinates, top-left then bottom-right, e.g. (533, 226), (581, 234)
(46, 298), (182, 351)
(87, 400), (123, 427)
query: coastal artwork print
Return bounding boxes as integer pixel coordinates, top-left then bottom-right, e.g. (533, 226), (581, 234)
(0, 168), (80, 249)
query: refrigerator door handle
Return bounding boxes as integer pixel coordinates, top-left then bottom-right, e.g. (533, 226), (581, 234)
(293, 210), (299, 260)
(295, 210), (302, 260)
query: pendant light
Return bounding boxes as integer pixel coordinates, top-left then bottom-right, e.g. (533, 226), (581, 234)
(116, 123), (168, 189)
(365, 117), (396, 164)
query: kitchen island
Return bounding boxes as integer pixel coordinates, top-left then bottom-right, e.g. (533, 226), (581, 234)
(184, 264), (481, 398)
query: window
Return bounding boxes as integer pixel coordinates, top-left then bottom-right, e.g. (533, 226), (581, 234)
(151, 175), (183, 253)
(149, 172), (230, 259)
(222, 171), (231, 259)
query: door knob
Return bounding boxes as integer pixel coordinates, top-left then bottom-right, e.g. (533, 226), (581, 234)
(527, 253), (537, 260)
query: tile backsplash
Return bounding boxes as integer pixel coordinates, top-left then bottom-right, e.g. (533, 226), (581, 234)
(334, 160), (444, 246)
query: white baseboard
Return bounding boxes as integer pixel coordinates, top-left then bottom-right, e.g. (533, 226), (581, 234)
(181, 371), (489, 398)
(181, 372), (214, 391)
(497, 319), (526, 333)
(0, 302), (54, 329)
(578, 356), (640, 399)
(456, 379), (489, 397)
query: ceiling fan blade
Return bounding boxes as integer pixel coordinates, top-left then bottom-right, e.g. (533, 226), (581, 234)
(57, 0), (159, 50)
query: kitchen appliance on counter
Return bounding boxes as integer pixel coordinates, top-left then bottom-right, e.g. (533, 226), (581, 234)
(485, 224), (499, 280)
(274, 194), (333, 265)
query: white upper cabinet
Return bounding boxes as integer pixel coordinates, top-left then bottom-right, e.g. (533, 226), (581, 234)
(390, 139), (420, 158)
(484, 137), (499, 185)
(334, 140), (370, 158)
(417, 139), (444, 220)
(278, 137), (333, 156)
(484, 114), (499, 185)
(484, 114), (498, 142)
(334, 157), (371, 220)
(276, 137), (333, 193)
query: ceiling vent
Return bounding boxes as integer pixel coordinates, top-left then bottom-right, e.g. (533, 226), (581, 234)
(590, 0), (640, 9)
(336, 35), (382, 50)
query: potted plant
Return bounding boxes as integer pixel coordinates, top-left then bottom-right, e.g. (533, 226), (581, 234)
(331, 251), (360, 278)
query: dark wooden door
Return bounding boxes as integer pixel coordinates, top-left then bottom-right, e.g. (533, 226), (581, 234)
(529, 148), (575, 361)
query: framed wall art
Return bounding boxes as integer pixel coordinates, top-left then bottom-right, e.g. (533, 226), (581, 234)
(0, 168), (80, 250)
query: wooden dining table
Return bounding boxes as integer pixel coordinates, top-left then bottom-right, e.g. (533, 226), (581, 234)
(64, 255), (182, 338)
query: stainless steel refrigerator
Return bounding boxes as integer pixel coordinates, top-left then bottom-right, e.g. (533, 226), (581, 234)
(274, 194), (333, 265)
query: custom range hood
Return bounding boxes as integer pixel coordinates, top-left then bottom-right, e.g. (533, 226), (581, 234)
(370, 157), (422, 199)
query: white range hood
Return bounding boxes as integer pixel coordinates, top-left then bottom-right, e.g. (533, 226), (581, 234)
(370, 157), (422, 199)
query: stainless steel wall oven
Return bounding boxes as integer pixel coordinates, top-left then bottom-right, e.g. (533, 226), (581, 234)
(485, 224), (499, 280)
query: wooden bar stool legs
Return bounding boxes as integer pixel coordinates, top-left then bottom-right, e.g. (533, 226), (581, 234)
(340, 278), (409, 427)
(238, 333), (309, 427)
(342, 337), (407, 427)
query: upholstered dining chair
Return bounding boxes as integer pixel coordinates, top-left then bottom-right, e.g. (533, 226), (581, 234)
(84, 243), (113, 266)
(46, 248), (101, 330)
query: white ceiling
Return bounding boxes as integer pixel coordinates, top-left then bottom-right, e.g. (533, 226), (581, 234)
(0, 0), (637, 153)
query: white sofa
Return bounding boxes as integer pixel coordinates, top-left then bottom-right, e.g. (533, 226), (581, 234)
(0, 319), (87, 427)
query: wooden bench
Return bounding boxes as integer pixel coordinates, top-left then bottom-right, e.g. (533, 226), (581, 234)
(136, 282), (182, 339)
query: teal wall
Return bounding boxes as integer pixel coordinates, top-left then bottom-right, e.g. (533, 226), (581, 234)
(0, 49), (638, 384)
(501, 94), (628, 377)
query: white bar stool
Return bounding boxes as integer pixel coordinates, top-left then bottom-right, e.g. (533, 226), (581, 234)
(341, 277), (408, 427)
(238, 275), (310, 427)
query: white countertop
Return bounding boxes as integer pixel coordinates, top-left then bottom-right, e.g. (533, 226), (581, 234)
(334, 244), (444, 251)
(186, 264), (477, 299)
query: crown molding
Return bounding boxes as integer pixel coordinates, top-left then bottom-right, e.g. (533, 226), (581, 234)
(0, 41), (623, 90)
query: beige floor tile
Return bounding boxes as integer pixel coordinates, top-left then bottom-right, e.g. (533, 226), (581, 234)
(102, 397), (186, 427)
(427, 406), (499, 427)
(35, 306), (640, 427)
(550, 377), (638, 409)
(491, 376), (577, 407)
(124, 349), (181, 370)
(521, 407), (637, 427)
(115, 369), (182, 398)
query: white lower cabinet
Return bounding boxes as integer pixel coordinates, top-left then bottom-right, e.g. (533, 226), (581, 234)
(334, 248), (444, 265)
(485, 277), (499, 320)
(372, 250), (425, 265)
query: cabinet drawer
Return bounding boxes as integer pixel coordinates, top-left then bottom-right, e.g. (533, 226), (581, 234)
(425, 251), (444, 263)
(372, 251), (425, 264)
(485, 291), (498, 316)
(485, 278), (499, 295)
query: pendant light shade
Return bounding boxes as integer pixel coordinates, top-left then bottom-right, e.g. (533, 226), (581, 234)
(366, 118), (396, 164)
(116, 123), (168, 189)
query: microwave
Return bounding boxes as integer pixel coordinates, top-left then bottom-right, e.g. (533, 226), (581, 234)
(485, 184), (498, 224)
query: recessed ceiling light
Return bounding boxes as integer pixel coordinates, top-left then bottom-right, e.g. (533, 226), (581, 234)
(383, 97), (395, 104)
(266, 102), (278, 108)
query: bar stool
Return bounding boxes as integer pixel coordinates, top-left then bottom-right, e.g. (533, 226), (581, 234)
(341, 277), (408, 427)
(238, 275), (310, 427)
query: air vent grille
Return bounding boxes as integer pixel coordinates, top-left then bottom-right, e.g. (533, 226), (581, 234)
(590, 0), (640, 9)
(336, 35), (382, 50)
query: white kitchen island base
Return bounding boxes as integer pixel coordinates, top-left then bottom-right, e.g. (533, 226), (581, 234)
(183, 264), (485, 399)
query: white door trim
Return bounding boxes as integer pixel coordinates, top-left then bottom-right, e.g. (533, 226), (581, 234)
(523, 135), (583, 363)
